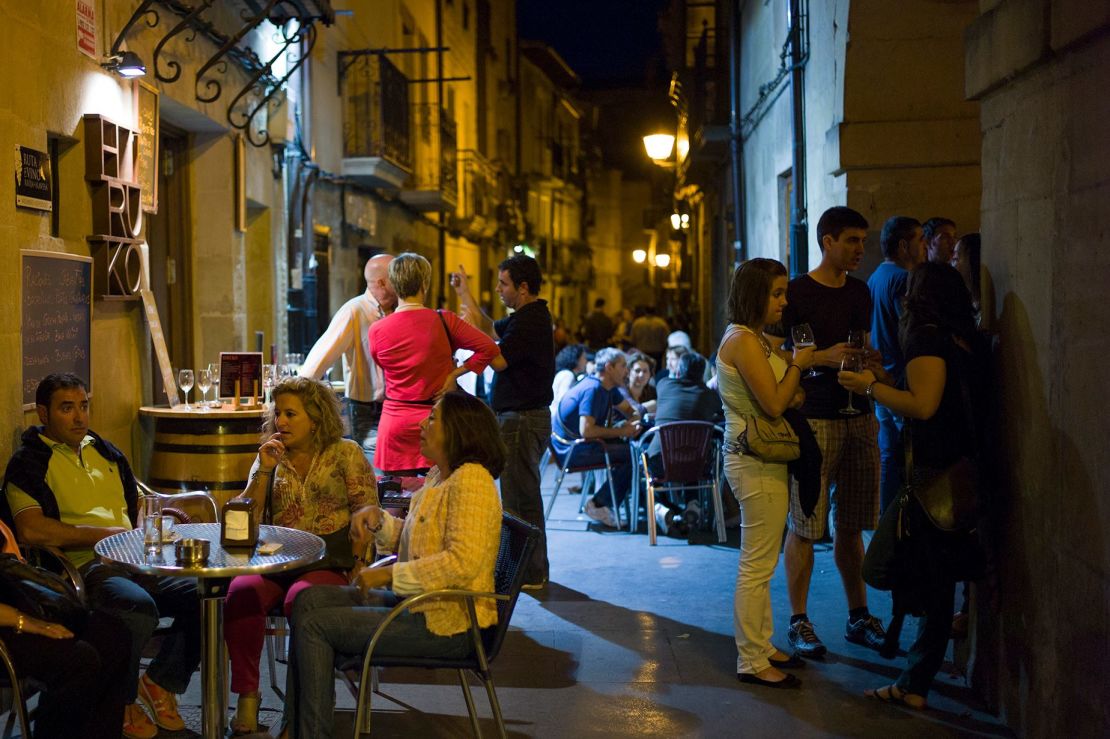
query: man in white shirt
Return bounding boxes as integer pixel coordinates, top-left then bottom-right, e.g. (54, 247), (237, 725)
(300, 254), (397, 455)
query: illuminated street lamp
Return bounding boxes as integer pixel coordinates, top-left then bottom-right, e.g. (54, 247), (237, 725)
(642, 133), (675, 163)
(632, 249), (647, 264)
(654, 252), (672, 268)
(669, 213), (682, 230)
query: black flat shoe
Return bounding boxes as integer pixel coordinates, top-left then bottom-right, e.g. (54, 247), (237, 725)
(769, 653), (806, 669)
(737, 672), (801, 689)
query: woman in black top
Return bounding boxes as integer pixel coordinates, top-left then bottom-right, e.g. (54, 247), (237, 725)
(838, 261), (983, 710)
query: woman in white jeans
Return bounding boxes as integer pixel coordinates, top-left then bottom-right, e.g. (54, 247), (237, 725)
(716, 258), (815, 689)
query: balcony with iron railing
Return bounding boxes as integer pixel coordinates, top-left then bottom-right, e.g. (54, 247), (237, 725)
(454, 149), (502, 238)
(340, 54), (412, 190)
(400, 104), (458, 212)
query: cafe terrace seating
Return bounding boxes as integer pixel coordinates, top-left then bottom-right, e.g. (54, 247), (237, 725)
(335, 512), (538, 739)
(630, 421), (727, 545)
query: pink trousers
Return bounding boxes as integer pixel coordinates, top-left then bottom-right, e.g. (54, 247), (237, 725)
(224, 569), (348, 694)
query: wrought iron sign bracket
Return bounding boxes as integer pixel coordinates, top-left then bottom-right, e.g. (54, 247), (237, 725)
(336, 46), (448, 95)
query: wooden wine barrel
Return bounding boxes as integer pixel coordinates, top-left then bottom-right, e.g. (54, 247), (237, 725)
(140, 406), (265, 509)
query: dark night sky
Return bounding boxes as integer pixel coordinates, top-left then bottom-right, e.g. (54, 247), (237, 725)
(518, 0), (669, 88)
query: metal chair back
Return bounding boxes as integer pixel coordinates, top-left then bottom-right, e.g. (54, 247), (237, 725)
(652, 421), (718, 483)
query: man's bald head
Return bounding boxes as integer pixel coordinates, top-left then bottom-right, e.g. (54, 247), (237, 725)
(365, 254), (398, 312)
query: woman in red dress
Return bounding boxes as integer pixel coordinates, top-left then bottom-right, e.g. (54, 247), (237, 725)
(369, 253), (505, 473)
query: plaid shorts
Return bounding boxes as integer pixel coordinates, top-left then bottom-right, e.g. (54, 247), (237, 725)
(788, 413), (880, 539)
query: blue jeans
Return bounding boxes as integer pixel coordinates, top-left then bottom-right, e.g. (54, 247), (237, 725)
(80, 561), (201, 698)
(875, 403), (905, 514)
(285, 585), (470, 738)
(555, 440), (633, 508)
(346, 399), (382, 458)
(498, 408), (550, 583)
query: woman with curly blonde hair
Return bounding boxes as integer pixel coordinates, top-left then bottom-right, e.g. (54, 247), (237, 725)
(224, 376), (378, 734)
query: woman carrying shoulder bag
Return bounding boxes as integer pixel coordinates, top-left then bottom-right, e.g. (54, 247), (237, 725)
(716, 259), (815, 689)
(839, 261), (985, 710)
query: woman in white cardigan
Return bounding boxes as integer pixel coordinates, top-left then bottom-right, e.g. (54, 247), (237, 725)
(282, 391), (507, 738)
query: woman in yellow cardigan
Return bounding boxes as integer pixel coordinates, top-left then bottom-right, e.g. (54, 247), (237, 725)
(283, 390), (507, 738)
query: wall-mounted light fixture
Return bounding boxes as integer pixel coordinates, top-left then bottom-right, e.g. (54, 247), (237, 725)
(654, 253), (672, 268)
(102, 49), (147, 78)
(632, 249), (647, 264)
(669, 213), (682, 231)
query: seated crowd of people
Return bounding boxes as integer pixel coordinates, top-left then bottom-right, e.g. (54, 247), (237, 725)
(0, 218), (989, 734)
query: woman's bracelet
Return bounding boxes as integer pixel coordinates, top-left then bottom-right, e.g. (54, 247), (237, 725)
(786, 363), (801, 375)
(865, 380), (878, 399)
(250, 469), (273, 482)
(15, 614), (24, 634)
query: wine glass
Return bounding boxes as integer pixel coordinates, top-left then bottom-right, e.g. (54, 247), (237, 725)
(196, 369), (212, 412)
(178, 369), (194, 410)
(208, 362), (222, 407)
(839, 354), (863, 415)
(262, 364), (276, 404)
(791, 323), (819, 377)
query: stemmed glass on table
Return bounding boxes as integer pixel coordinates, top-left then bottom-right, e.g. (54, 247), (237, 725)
(262, 364), (276, 404)
(838, 329), (866, 415)
(195, 369), (212, 412)
(178, 369), (194, 411)
(208, 363), (222, 408)
(791, 323), (819, 377)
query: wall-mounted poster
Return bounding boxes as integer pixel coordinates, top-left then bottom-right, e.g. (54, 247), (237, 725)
(76, 0), (96, 59)
(135, 80), (159, 213)
(15, 146), (52, 211)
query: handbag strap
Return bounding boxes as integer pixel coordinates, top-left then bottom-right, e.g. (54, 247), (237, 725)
(436, 309), (454, 352)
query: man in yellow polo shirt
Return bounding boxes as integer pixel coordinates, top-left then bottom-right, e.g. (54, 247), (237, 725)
(1, 374), (199, 739)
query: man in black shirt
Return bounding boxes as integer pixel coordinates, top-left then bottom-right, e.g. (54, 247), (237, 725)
(452, 256), (555, 588)
(580, 298), (615, 351)
(769, 206), (886, 659)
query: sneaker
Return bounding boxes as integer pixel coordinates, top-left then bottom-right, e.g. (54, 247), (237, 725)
(138, 673), (186, 731)
(584, 498), (618, 528)
(845, 615), (888, 651)
(787, 619), (828, 658)
(123, 703), (157, 739)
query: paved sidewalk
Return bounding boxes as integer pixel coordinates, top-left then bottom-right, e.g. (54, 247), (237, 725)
(156, 468), (1011, 738)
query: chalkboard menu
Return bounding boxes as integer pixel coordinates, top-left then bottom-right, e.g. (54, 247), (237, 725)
(22, 251), (93, 407)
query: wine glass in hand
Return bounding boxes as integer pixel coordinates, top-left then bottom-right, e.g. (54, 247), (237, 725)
(178, 369), (194, 410)
(791, 324), (819, 377)
(839, 354), (863, 415)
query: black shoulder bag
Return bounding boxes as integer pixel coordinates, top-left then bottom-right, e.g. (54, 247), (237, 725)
(0, 554), (87, 631)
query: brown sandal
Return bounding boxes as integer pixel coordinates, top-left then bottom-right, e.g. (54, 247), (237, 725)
(865, 684), (926, 710)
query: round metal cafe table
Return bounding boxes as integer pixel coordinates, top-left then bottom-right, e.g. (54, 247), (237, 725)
(95, 524), (326, 738)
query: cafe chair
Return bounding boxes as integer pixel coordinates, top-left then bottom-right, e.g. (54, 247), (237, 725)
(137, 481), (220, 523)
(0, 635), (37, 739)
(335, 513), (538, 738)
(633, 421), (726, 546)
(542, 432), (628, 529)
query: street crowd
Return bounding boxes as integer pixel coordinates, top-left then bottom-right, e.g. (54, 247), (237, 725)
(0, 205), (989, 736)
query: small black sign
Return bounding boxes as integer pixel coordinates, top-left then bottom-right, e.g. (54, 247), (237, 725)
(220, 352), (264, 399)
(15, 145), (52, 211)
